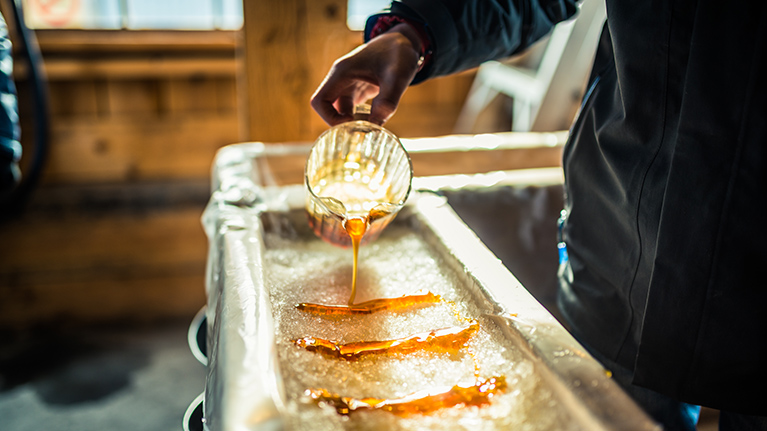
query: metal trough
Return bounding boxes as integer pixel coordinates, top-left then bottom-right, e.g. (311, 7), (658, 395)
(201, 141), (659, 431)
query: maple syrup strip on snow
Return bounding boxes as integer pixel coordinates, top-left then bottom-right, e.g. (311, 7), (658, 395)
(293, 322), (479, 361)
(296, 292), (443, 316)
(306, 376), (507, 416)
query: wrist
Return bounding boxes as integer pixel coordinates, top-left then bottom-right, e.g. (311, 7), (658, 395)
(387, 22), (424, 55)
(368, 15), (432, 72)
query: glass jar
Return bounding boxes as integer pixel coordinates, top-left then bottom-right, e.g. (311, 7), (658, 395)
(305, 105), (413, 247)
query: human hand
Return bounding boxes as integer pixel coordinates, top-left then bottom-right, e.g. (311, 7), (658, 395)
(311, 23), (424, 126)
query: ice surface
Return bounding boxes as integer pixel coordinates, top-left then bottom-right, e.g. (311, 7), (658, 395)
(262, 210), (578, 430)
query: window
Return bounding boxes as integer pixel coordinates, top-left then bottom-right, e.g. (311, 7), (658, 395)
(346, 0), (389, 31)
(22, 1), (391, 32)
(22, 0), (243, 30)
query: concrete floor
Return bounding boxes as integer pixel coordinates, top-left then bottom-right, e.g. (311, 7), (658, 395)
(0, 317), (206, 431)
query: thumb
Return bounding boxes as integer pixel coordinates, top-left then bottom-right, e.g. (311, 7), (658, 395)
(369, 95), (399, 126)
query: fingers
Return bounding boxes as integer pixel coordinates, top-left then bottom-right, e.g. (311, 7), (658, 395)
(368, 67), (414, 125)
(334, 95), (355, 121)
(310, 75), (355, 126)
(311, 72), (380, 126)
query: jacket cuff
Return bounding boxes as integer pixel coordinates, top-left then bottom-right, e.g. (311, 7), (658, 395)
(364, 1), (457, 85)
(367, 15), (432, 73)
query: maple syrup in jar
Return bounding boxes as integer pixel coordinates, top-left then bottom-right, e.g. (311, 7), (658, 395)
(305, 105), (412, 248)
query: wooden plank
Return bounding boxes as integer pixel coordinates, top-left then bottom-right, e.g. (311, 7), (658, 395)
(1, 208), (206, 278)
(105, 79), (161, 116)
(0, 273), (206, 327)
(214, 77), (239, 114)
(46, 80), (100, 117)
(38, 56), (238, 80)
(0, 206), (207, 328)
(35, 29), (238, 53)
(23, 180), (211, 214)
(166, 76), (236, 114)
(41, 113), (240, 183)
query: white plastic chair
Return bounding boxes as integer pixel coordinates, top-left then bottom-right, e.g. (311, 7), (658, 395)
(454, 0), (606, 133)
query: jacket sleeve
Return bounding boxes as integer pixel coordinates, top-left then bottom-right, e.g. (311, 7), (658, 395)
(365, 0), (579, 84)
(0, 12), (21, 196)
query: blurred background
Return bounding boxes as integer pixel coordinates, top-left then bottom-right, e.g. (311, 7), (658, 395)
(0, 1), (651, 430)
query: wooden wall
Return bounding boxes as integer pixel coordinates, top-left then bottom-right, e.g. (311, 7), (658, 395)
(1, 29), (241, 328)
(21, 30), (242, 184)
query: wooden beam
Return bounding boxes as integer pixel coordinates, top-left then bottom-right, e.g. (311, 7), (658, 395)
(37, 56), (238, 80)
(34, 29), (238, 53)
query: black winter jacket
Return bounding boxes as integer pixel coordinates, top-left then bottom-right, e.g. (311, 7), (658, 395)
(366, 0), (767, 415)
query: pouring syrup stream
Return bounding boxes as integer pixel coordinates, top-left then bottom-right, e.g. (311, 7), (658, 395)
(343, 216), (367, 305)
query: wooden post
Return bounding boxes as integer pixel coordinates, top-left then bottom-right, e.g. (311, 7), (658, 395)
(240, 0), (357, 143)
